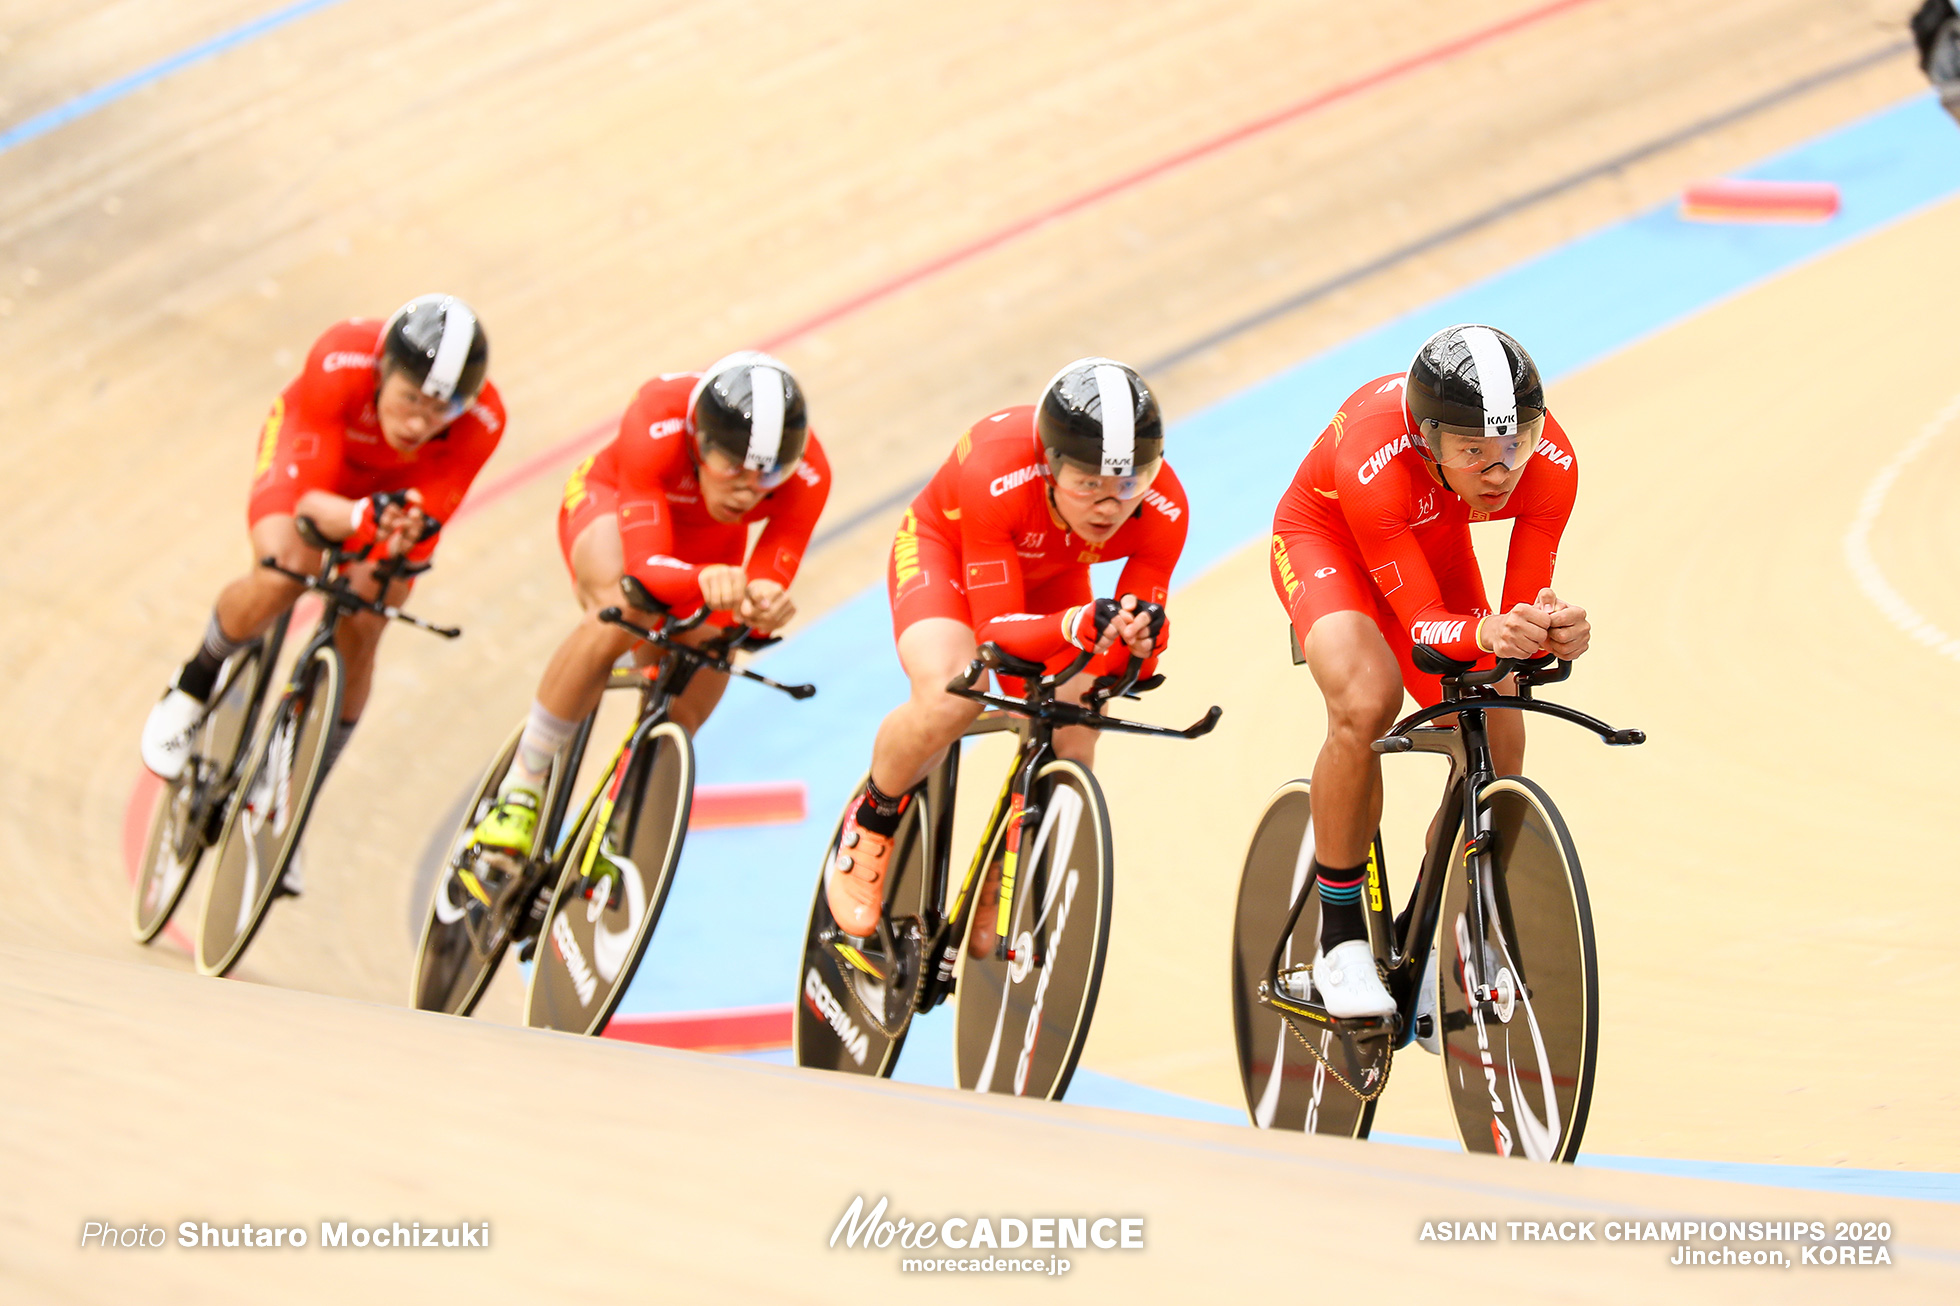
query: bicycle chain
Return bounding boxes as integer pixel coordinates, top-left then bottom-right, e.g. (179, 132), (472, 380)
(1279, 1010), (1394, 1104)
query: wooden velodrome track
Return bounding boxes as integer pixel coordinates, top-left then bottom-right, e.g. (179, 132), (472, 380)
(8, 0), (1960, 1298)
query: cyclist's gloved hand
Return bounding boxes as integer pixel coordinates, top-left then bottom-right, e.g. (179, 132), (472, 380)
(1122, 598), (1168, 658)
(1064, 596), (1125, 654)
(345, 490), (415, 558)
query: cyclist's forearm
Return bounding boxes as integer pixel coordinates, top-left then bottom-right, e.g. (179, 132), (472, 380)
(294, 489), (360, 539)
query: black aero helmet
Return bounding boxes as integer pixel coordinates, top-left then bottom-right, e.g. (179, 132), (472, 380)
(687, 351), (809, 488)
(381, 294), (489, 411)
(1036, 357), (1163, 476)
(1405, 324), (1545, 470)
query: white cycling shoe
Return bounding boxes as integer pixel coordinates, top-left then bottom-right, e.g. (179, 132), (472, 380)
(141, 687), (204, 781)
(1311, 940), (1396, 1019)
(1413, 946), (1440, 1054)
(275, 849), (305, 899)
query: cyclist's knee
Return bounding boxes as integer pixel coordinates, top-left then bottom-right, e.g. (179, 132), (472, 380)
(1324, 679), (1401, 746)
(913, 681), (981, 735)
(336, 611), (387, 658)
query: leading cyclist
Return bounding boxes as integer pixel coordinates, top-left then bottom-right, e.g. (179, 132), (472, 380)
(140, 295), (500, 810)
(826, 358), (1187, 948)
(1268, 324), (1590, 1019)
(456, 353), (829, 895)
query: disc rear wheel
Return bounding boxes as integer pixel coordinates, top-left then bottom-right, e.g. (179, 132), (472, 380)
(412, 723), (527, 1016)
(1230, 780), (1388, 1138)
(132, 638), (272, 943)
(793, 779), (935, 1078)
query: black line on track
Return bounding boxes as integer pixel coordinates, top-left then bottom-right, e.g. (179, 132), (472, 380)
(809, 39), (1914, 556)
(1140, 39), (1915, 376)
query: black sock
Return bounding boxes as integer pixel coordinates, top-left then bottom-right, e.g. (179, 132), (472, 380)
(1314, 859), (1369, 952)
(174, 611), (248, 703)
(853, 777), (908, 838)
(319, 719), (357, 778)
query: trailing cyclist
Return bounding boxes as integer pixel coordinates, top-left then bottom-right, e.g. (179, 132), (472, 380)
(1268, 324), (1589, 1019)
(827, 358), (1187, 946)
(457, 352), (829, 903)
(139, 295), (501, 852)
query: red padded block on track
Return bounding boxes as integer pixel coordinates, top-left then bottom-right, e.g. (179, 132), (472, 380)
(603, 1004), (793, 1051)
(689, 780), (807, 829)
(1680, 179), (1840, 224)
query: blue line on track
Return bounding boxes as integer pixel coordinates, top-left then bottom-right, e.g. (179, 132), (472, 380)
(0, 0), (346, 157)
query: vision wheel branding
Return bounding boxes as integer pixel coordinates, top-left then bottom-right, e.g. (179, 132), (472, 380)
(1438, 779), (1596, 1163)
(954, 761), (1111, 1102)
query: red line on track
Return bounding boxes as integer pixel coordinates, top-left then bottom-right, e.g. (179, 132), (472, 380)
(454, 0), (1600, 518)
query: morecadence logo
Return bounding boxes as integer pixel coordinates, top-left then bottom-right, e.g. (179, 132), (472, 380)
(829, 1195), (1143, 1276)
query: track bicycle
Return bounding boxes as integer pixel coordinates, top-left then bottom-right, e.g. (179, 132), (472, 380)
(195, 511), (457, 977)
(412, 576), (814, 1035)
(795, 637), (1220, 1099)
(1230, 646), (1642, 1158)
(132, 611), (289, 943)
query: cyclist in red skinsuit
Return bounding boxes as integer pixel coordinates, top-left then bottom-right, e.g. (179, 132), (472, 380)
(459, 354), (829, 877)
(246, 320), (503, 557)
(558, 371), (829, 626)
(829, 358), (1185, 946)
(1268, 325), (1591, 1023)
(141, 296), (499, 797)
(890, 408), (1184, 671)
(1271, 375), (1577, 704)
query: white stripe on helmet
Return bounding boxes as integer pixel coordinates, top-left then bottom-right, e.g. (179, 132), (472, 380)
(423, 297), (476, 402)
(1459, 325), (1518, 437)
(1092, 363), (1135, 474)
(747, 366), (786, 469)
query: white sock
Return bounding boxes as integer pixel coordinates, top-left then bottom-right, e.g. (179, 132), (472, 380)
(500, 702), (578, 797)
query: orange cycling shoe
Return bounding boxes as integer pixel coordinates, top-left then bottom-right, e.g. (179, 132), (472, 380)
(826, 806), (894, 939)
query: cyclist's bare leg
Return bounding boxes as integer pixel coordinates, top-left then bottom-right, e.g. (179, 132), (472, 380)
(209, 515), (316, 645)
(1303, 611), (1404, 868)
(329, 564), (413, 723)
(530, 514), (669, 726)
(867, 618), (984, 797)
